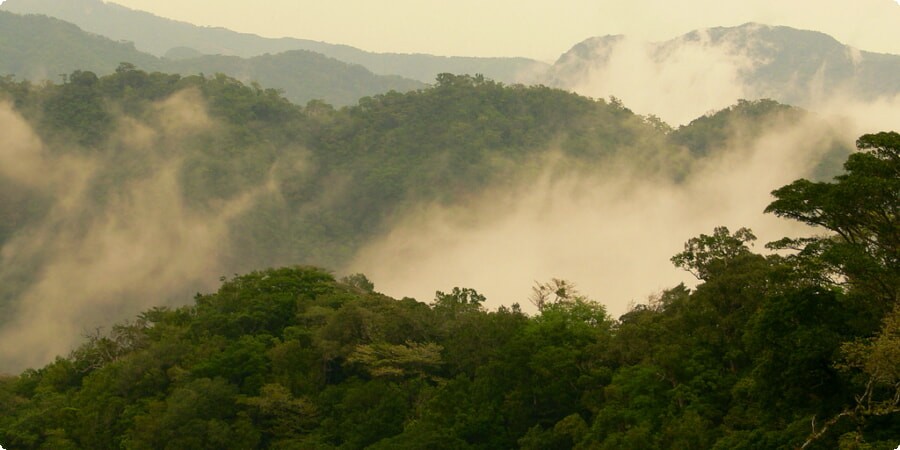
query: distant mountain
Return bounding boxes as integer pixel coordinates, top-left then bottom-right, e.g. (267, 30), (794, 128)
(0, 0), (549, 84)
(166, 51), (423, 106)
(0, 10), (160, 80)
(0, 11), (422, 106)
(546, 23), (900, 124)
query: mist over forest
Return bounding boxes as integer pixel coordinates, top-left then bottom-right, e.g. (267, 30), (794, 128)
(0, 1), (897, 449)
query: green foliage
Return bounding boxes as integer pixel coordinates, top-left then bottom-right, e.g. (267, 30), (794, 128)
(763, 132), (900, 448)
(0, 62), (895, 448)
(347, 341), (443, 380)
(0, 67), (835, 305)
(41, 70), (113, 146)
(671, 99), (799, 157)
(670, 98), (851, 179)
(671, 226), (757, 280)
(1, 205), (897, 449)
(766, 132), (900, 304)
(340, 273), (375, 293)
(433, 287), (486, 314)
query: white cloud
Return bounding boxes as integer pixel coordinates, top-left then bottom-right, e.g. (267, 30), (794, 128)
(348, 112), (852, 318)
(553, 31), (758, 125)
(0, 93), (274, 372)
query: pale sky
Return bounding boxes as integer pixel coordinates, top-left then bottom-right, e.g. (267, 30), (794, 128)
(94, 0), (900, 60)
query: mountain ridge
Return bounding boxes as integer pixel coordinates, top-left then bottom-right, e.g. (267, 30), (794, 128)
(0, 10), (423, 106)
(0, 0), (549, 84)
(546, 22), (900, 124)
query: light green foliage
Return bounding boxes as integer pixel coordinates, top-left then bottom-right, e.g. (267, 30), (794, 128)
(836, 305), (900, 427)
(347, 341), (443, 379)
(240, 383), (317, 445)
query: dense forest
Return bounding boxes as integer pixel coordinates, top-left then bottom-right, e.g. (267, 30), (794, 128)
(0, 68), (685, 309)
(0, 130), (897, 448)
(0, 65), (847, 269)
(0, 66), (895, 448)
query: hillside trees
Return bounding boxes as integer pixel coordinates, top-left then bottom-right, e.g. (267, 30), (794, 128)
(765, 132), (900, 448)
(0, 66), (895, 448)
(766, 132), (899, 305)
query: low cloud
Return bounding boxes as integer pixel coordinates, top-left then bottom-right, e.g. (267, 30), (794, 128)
(0, 95), (271, 372)
(548, 23), (900, 127)
(1, 79), (896, 373)
(348, 111), (860, 318)
(555, 31), (758, 125)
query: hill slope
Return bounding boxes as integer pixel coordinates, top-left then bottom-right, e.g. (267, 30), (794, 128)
(0, 0), (549, 84)
(0, 10), (422, 106)
(0, 10), (161, 80)
(0, 68), (854, 373)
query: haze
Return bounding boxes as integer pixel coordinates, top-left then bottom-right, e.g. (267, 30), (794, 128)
(84, 0), (900, 60)
(0, 0), (898, 371)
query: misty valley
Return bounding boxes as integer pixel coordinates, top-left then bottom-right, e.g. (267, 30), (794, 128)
(0, 1), (898, 449)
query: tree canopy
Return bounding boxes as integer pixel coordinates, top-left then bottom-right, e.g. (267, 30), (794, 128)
(0, 131), (896, 449)
(0, 66), (893, 448)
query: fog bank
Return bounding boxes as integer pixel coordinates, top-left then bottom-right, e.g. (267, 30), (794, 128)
(348, 109), (885, 318)
(0, 95), (271, 372)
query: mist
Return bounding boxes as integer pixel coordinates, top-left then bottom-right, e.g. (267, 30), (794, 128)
(1, 67), (896, 374)
(553, 31), (757, 125)
(348, 100), (895, 318)
(548, 24), (900, 126)
(0, 94), (272, 372)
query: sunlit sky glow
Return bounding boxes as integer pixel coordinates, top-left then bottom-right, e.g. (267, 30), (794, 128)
(99, 0), (900, 61)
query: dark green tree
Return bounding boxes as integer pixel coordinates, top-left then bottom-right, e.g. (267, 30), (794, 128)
(766, 132), (899, 305)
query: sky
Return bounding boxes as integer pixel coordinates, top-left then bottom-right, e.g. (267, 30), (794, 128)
(76, 0), (900, 61)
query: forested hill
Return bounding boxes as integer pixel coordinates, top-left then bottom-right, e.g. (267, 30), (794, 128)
(0, 67), (854, 374)
(0, 0), (549, 84)
(0, 10), (423, 106)
(0, 69), (678, 299)
(162, 51), (423, 107)
(0, 10), (161, 79)
(0, 132), (896, 448)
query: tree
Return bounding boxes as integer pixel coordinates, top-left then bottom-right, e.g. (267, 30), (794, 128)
(670, 226), (757, 281)
(529, 278), (578, 311)
(340, 273), (375, 292)
(433, 287), (486, 315)
(765, 132), (899, 304)
(347, 341), (443, 380)
(765, 132), (900, 448)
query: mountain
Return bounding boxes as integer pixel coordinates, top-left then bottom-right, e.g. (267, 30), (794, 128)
(0, 0), (549, 84)
(165, 51), (423, 107)
(546, 23), (900, 124)
(0, 67), (853, 372)
(0, 134), (895, 447)
(0, 10), (160, 80)
(0, 10), (422, 106)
